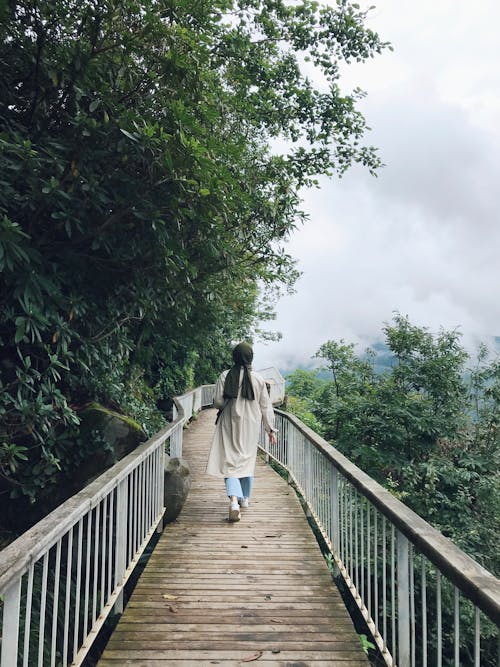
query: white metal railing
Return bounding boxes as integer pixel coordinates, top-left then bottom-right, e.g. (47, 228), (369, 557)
(260, 409), (500, 667)
(0, 384), (214, 667)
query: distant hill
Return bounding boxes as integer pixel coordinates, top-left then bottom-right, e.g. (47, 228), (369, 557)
(281, 336), (499, 380)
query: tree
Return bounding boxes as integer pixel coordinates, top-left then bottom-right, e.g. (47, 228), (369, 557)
(288, 315), (499, 577)
(0, 1), (388, 506)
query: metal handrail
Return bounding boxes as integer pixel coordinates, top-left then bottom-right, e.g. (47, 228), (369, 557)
(260, 409), (500, 667)
(0, 384), (215, 667)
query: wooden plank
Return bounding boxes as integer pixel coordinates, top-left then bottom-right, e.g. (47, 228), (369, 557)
(99, 656), (367, 667)
(98, 409), (369, 666)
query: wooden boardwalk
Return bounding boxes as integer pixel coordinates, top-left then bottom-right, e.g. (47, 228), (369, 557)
(98, 409), (369, 667)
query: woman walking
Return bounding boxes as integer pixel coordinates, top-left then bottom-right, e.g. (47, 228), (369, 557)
(206, 342), (277, 522)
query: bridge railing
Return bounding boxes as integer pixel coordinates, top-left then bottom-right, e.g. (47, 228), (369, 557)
(0, 384), (214, 667)
(260, 409), (500, 667)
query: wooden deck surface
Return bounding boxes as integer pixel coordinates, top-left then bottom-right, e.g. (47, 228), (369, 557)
(98, 408), (369, 667)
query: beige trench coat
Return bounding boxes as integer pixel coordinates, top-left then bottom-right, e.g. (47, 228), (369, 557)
(205, 369), (275, 478)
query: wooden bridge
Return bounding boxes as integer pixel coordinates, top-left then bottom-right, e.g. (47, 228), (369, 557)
(98, 408), (369, 666)
(0, 382), (498, 667)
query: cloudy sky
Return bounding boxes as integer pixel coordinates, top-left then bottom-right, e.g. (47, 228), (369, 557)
(255, 0), (500, 371)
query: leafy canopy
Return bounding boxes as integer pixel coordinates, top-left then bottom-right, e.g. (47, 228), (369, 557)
(0, 0), (388, 506)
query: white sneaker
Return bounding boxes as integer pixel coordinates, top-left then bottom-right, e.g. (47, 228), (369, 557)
(229, 501), (241, 522)
(239, 497), (250, 508)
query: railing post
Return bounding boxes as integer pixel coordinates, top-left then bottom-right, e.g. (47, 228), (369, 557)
(1, 578), (21, 667)
(114, 478), (128, 614)
(397, 531), (410, 667)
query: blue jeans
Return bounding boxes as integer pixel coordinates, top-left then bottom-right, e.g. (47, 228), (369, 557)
(225, 476), (254, 499)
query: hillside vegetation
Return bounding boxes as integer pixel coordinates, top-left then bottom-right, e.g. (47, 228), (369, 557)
(286, 314), (500, 577)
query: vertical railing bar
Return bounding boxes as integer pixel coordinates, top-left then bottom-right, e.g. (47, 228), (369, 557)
(127, 470), (133, 562)
(409, 546), (415, 667)
(436, 570), (442, 667)
(158, 443), (165, 526)
(150, 448), (156, 523)
(144, 458), (149, 539)
(101, 495), (108, 613)
(357, 493), (365, 605)
(155, 445), (160, 519)
(356, 490), (360, 596)
(62, 527), (73, 667)
(83, 510), (92, 640)
(139, 462), (144, 547)
(150, 451), (155, 523)
(129, 471), (135, 559)
(374, 509), (379, 635)
(50, 540), (62, 667)
(342, 477), (347, 565)
(132, 466), (138, 553)
(454, 587), (460, 667)
(139, 460), (145, 546)
(349, 484), (353, 583)
(92, 502), (101, 625)
(367, 502), (371, 618)
(114, 478), (128, 614)
(73, 517), (83, 659)
(339, 478), (344, 563)
(152, 449), (157, 521)
(23, 565), (35, 667)
(37, 551), (49, 667)
(397, 531), (410, 667)
(422, 558), (427, 667)
(382, 516), (387, 651)
(345, 478), (348, 571)
(331, 467), (339, 555)
(107, 490), (114, 601)
(474, 607), (480, 667)
(391, 525), (396, 660)
(1, 578), (22, 667)
(145, 455), (151, 531)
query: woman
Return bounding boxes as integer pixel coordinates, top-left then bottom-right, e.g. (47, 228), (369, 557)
(206, 342), (277, 522)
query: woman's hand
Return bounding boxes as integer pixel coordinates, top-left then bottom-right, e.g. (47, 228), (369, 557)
(268, 431), (277, 445)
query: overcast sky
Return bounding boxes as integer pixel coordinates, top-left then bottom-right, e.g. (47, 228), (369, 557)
(255, 0), (500, 371)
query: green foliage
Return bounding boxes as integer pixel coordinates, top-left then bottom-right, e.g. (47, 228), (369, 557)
(287, 315), (500, 577)
(0, 0), (387, 509)
(285, 368), (327, 434)
(286, 395), (325, 435)
(358, 633), (376, 655)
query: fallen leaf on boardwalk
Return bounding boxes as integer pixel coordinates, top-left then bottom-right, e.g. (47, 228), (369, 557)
(241, 651), (262, 662)
(271, 648), (281, 654)
(264, 594), (272, 600)
(168, 605), (178, 613)
(241, 545), (248, 549)
(269, 618), (282, 623)
(162, 593), (178, 600)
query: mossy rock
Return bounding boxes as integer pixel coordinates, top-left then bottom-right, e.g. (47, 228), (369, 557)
(74, 403), (147, 488)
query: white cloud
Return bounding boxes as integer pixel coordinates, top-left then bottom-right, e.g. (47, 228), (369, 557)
(255, 1), (500, 371)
